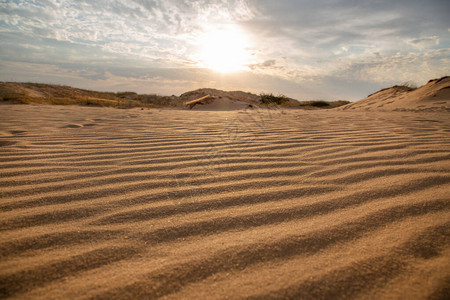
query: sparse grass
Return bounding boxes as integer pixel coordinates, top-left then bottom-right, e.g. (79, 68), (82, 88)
(258, 91), (350, 109)
(260, 93), (289, 105)
(367, 84), (415, 98)
(400, 81), (418, 90)
(283, 99), (350, 109)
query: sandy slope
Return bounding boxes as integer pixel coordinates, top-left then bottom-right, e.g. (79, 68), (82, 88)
(340, 76), (450, 112)
(0, 104), (449, 299)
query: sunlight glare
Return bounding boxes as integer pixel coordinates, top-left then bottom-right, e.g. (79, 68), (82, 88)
(198, 26), (251, 73)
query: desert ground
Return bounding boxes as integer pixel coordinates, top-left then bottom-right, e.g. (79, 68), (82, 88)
(0, 102), (449, 299)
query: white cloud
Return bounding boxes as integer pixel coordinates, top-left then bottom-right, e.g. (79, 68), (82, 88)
(0, 0), (256, 67)
(333, 49), (450, 85)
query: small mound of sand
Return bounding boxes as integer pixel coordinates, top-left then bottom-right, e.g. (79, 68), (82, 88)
(180, 88), (262, 110)
(185, 94), (255, 110)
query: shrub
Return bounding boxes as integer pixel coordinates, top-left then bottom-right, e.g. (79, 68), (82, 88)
(309, 100), (330, 107)
(117, 91), (138, 99)
(260, 93), (288, 105)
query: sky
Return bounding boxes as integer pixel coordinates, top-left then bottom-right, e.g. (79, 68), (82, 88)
(0, 0), (449, 101)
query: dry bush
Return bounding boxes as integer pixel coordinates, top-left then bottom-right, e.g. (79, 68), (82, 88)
(260, 93), (288, 105)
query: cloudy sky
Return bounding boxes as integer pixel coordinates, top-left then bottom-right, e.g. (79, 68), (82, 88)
(0, 0), (449, 100)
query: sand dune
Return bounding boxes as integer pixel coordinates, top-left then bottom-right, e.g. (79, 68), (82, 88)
(340, 76), (450, 112)
(181, 89), (262, 110)
(0, 104), (449, 299)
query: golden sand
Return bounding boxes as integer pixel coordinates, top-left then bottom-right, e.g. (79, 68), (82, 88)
(0, 104), (449, 299)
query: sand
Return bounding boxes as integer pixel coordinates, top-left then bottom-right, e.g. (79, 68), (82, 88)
(184, 95), (254, 110)
(340, 76), (450, 112)
(0, 104), (449, 299)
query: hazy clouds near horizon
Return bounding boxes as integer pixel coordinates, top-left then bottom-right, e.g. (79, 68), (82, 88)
(0, 0), (449, 100)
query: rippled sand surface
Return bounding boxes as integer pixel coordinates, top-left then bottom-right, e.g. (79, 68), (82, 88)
(1, 104), (449, 299)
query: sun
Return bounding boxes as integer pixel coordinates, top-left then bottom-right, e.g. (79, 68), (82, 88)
(197, 26), (251, 73)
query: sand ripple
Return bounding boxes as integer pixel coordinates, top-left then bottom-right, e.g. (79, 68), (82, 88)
(0, 105), (449, 299)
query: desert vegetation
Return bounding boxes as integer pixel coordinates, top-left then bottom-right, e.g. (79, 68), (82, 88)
(259, 93), (289, 105)
(258, 93), (349, 109)
(296, 100), (350, 108)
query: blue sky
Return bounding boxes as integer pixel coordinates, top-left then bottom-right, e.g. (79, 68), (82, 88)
(0, 0), (449, 100)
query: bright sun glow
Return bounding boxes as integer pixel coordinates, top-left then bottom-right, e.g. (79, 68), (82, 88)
(197, 27), (251, 73)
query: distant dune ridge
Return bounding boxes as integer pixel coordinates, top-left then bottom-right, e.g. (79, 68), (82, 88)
(0, 83), (346, 110)
(340, 76), (450, 112)
(1, 76), (449, 111)
(0, 77), (449, 299)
